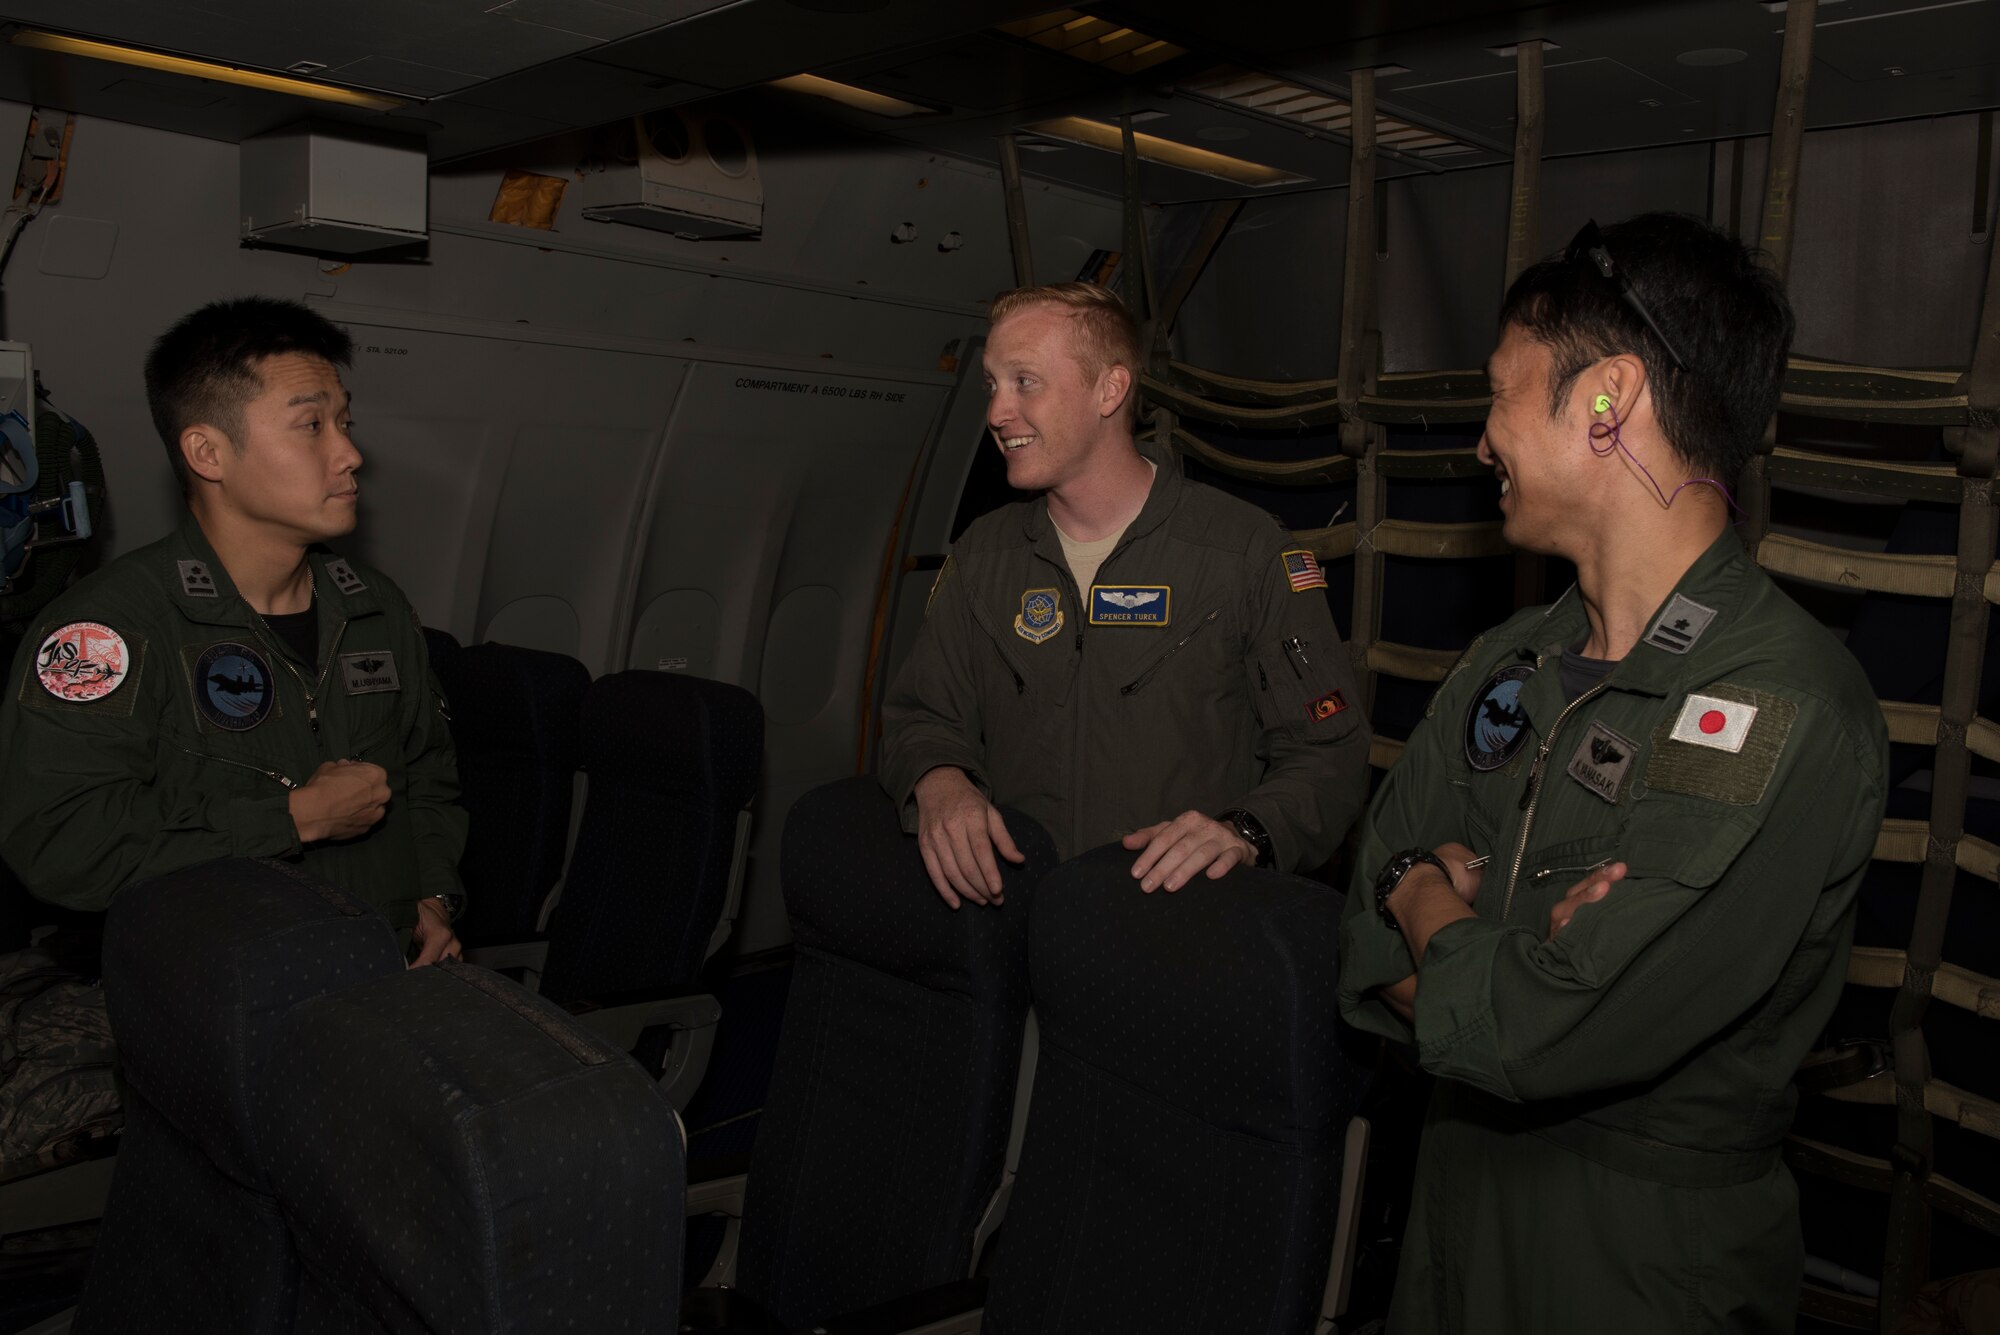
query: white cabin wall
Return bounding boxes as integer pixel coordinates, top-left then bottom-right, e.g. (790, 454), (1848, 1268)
(0, 102), (1125, 952)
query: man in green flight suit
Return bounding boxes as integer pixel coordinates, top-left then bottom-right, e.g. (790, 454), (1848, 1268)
(1338, 214), (1888, 1332)
(0, 298), (467, 963)
(882, 282), (1370, 906)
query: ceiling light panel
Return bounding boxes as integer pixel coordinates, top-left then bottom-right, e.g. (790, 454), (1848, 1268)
(768, 72), (935, 117)
(11, 29), (405, 110)
(999, 10), (1188, 75)
(1181, 66), (1478, 159)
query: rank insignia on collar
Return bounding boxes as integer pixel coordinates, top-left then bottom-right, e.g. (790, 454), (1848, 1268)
(191, 641), (276, 732)
(1088, 585), (1170, 626)
(340, 651), (400, 695)
(177, 560), (219, 599)
(1015, 588), (1064, 644)
(1464, 663), (1535, 771)
(35, 622), (133, 703)
(1567, 720), (1637, 803)
(1643, 593), (1717, 655)
(324, 558), (367, 595)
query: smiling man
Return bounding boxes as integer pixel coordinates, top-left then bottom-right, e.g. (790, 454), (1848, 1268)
(1337, 214), (1888, 1331)
(0, 298), (467, 965)
(881, 281), (1369, 906)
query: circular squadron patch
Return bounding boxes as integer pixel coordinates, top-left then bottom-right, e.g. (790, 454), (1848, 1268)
(35, 622), (132, 703)
(1464, 664), (1535, 771)
(193, 641), (275, 732)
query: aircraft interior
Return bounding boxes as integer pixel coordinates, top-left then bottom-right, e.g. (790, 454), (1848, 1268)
(0, 0), (1997, 1332)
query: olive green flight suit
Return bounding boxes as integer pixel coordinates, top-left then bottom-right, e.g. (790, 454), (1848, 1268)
(1339, 533), (1888, 1333)
(0, 513), (465, 930)
(881, 447), (1371, 871)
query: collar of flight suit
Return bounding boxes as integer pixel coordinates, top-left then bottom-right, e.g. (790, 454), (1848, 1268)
(162, 511), (384, 652)
(1017, 436), (1182, 572)
(1499, 529), (1752, 731)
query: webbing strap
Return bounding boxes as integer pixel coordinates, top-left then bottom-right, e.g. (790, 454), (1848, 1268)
(1292, 521), (1357, 562)
(1879, 701), (1941, 746)
(1784, 1136), (2000, 1238)
(1365, 640), (1459, 683)
(1160, 427), (1357, 487)
(1865, 818), (2000, 882)
(1364, 518), (1510, 560)
(1820, 1071), (2000, 1143)
(1337, 70), (1385, 716)
(1846, 947), (2000, 1020)
(1754, 532), (1999, 600)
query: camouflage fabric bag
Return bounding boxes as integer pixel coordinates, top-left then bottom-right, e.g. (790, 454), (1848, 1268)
(0, 945), (120, 1182)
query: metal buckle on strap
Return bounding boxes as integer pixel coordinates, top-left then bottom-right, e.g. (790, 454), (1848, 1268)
(1795, 1038), (1891, 1095)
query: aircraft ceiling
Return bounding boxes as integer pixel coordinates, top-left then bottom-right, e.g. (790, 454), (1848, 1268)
(0, 0), (1994, 201)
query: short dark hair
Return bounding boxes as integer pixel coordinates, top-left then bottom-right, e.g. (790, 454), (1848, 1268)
(144, 298), (354, 497)
(1498, 212), (1794, 484)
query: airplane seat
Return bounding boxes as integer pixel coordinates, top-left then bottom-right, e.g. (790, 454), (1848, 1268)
(533, 668), (763, 1107)
(260, 959), (687, 1334)
(982, 843), (1367, 1335)
(433, 639), (591, 948)
(76, 857), (406, 1333)
(732, 776), (1057, 1331)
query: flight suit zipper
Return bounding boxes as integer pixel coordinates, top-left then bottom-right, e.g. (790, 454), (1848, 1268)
(255, 616), (345, 735)
(1120, 608), (1222, 696)
(1502, 679), (1611, 921)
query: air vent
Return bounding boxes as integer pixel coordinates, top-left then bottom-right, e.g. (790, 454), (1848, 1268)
(1181, 67), (1479, 159)
(999, 10), (1188, 74)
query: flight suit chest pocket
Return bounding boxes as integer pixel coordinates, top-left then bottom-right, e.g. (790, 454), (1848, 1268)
(1251, 639), (1357, 741)
(337, 648), (410, 759)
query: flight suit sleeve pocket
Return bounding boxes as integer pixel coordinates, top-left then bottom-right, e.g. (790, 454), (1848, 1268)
(1252, 645), (1359, 742)
(1625, 810), (1762, 889)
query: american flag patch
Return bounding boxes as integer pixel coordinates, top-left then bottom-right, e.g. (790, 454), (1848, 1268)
(1282, 549), (1326, 593)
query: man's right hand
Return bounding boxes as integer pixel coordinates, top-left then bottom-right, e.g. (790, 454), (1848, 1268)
(913, 767), (1024, 909)
(289, 759), (391, 844)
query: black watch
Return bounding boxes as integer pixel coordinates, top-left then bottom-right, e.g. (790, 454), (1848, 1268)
(1373, 848), (1447, 931)
(426, 892), (467, 923)
(1216, 807), (1272, 868)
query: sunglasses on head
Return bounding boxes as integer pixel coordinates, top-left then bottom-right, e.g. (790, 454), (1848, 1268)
(1567, 219), (1692, 375)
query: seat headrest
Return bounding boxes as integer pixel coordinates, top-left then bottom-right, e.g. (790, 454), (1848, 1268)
(582, 669), (763, 808)
(448, 642), (591, 763)
(101, 858), (405, 1182)
(780, 776), (1057, 992)
(1027, 843), (1356, 1140)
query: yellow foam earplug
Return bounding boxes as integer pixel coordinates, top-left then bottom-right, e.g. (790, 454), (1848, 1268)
(1593, 394), (1612, 413)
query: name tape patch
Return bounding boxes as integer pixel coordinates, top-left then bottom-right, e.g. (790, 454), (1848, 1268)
(340, 650), (401, 695)
(1670, 692), (1758, 752)
(35, 622), (132, 703)
(1088, 584), (1171, 626)
(1567, 720), (1638, 804)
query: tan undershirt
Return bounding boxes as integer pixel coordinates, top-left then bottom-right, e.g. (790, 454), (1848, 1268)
(1053, 460), (1155, 593)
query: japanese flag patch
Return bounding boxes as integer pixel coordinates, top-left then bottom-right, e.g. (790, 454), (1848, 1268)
(1670, 692), (1758, 753)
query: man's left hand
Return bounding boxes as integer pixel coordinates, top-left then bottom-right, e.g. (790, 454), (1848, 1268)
(1122, 811), (1257, 893)
(409, 896), (463, 968)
